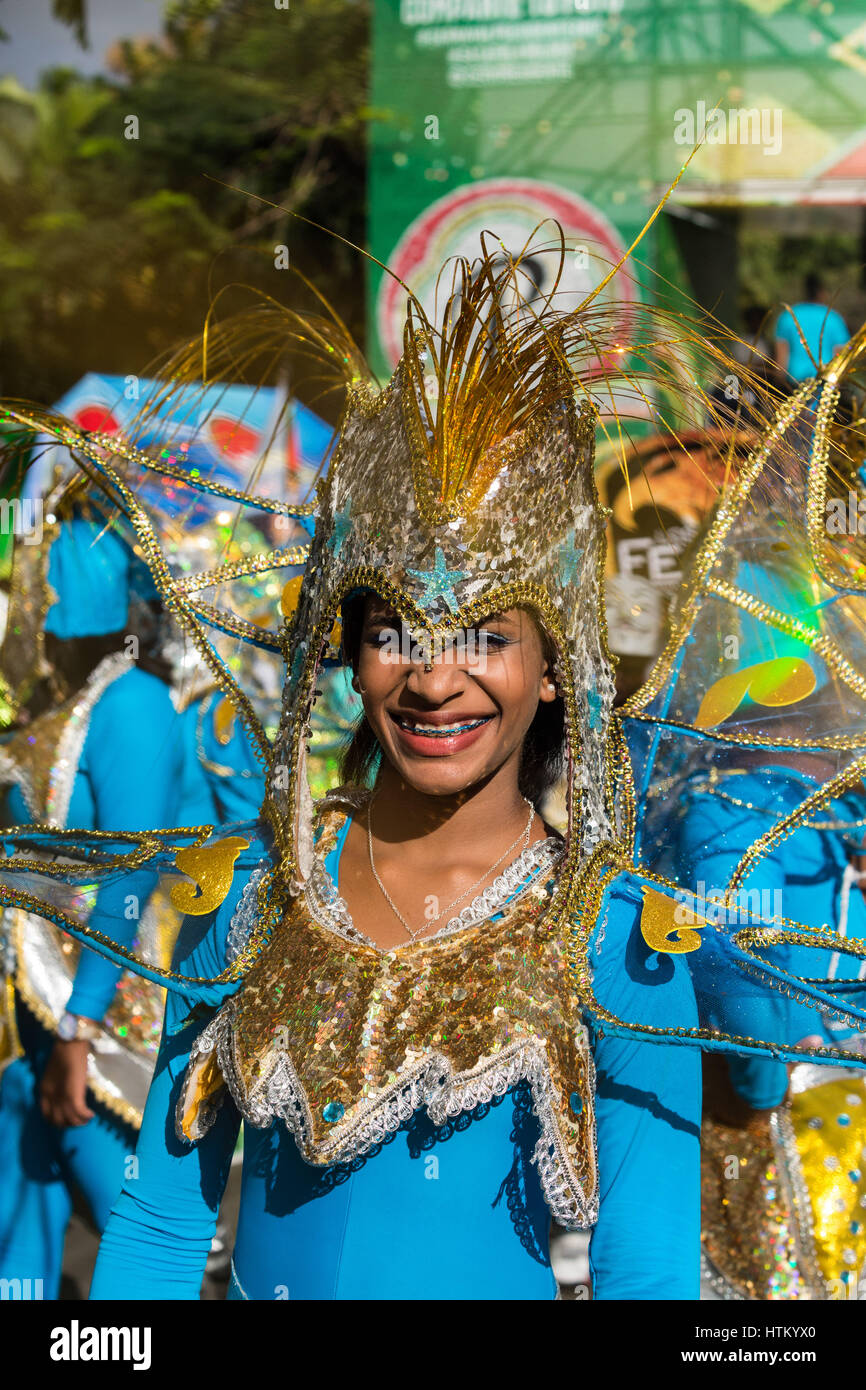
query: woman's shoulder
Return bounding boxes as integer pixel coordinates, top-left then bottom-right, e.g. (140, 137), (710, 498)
(587, 868), (698, 1026)
(171, 832), (274, 984)
(92, 662), (175, 722)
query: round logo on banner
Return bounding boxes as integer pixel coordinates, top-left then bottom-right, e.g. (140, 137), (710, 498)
(377, 177), (633, 371)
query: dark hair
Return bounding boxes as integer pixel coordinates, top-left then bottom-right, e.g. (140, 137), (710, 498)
(804, 272), (823, 302)
(43, 601), (173, 699)
(337, 592), (565, 808)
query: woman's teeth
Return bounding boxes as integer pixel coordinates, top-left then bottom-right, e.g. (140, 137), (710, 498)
(396, 716), (491, 737)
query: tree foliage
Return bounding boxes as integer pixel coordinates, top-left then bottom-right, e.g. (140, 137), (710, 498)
(0, 0), (370, 418)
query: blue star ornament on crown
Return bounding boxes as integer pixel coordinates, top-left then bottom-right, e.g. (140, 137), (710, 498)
(407, 546), (469, 617)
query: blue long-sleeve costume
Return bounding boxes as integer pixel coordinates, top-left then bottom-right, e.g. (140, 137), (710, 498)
(0, 666), (183, 1296)
(90, 820), (701, 1301)
(175, 692), (266, 829)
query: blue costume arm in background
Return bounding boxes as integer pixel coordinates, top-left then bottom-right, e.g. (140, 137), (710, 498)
(587, 875), (702, 1299)
(89, 868), (249, 1300)
(676, 784), (836, 1109)
(66, 671), (184, 1021)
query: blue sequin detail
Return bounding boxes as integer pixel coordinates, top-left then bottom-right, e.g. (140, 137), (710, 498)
(406, 546), (468, 614)
(569, 1091), (583, 1116)
(323, 1102), (345, 1124)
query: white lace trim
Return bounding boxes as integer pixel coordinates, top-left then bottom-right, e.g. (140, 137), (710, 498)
(305, 829), (564, 954)
(0, 653), (130, 828)
(226, 867), (267, 964)
(182, 1005), (598, 1232)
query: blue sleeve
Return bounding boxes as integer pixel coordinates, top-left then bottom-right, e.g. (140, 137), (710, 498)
(205, 711), (267, 826)
(66, 671), (184, 1021)
(173, 702), (220, 830)
(587, 878), (702, 1299)
(90, 875), (247, 1300)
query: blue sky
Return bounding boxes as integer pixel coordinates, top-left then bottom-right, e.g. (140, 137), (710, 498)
(1, 0), (162, 87)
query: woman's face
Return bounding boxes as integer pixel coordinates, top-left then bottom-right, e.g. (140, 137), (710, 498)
(354, 597), (557, 797)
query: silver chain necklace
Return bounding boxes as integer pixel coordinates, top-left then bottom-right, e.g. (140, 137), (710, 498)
(367, 795), (535, 941)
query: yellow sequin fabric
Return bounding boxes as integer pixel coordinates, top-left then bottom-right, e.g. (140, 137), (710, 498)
(701, 1112), (820, 1299)
(789, 1072), (866, 1294)
(701, 1070), (866, 1299)
(178, 796), (599, 1229)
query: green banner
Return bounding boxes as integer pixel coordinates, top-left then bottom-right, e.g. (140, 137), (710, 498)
(368, 0), (866, 376)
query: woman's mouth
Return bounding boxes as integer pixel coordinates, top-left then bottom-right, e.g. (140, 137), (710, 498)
(389, 712), (495, 757)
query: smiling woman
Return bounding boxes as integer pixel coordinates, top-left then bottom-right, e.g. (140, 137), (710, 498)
(69, 242), (709, 1302)
(2, 233), (864, 1304)
(334, 598), (560, 948)
(343, 595), (562, 778)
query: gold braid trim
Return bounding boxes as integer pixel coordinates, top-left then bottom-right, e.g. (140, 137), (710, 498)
(173, 545), (310, 596)
(804, 381), (846, 593)
(621, 379), (816, 716)
(618, 708), (866, 752)
(705, 577), (866, 704)
(566, 856), (866, 1059)
(727, 752), (866, 894)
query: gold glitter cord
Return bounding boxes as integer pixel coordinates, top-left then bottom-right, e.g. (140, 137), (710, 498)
(172, 546), (310, 596)
(186, 601), (282, 653)
(618, 709), (866, 753)
(662, 768), (866, 831)
(728, 752), (866, 895)
(705, 577), (866, 705)
(565, 856), (866, 1062)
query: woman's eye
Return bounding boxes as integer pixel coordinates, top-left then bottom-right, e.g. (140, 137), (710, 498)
(476, 629), (511, 648)
(364, 626), (405, 651)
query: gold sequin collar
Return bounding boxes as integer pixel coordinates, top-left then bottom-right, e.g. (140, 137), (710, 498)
(178, 795), (599, 1230)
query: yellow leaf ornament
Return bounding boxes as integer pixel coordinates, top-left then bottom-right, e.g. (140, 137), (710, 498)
(694, 657), (816, 729)
(639, 885), (706, 954)
(170, 836), (250, 916)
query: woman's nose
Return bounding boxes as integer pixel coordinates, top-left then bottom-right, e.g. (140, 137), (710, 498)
(404, 653), (468, 699)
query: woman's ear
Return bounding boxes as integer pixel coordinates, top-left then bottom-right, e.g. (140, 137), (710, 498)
(538, 668), (558, 703)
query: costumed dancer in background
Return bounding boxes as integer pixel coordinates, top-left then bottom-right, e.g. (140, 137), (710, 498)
(0, 373), (321, 1296)
(1, 241), (865, 1302)
(622, 342), (866, 1299)
(0, 494), (184, 1298)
